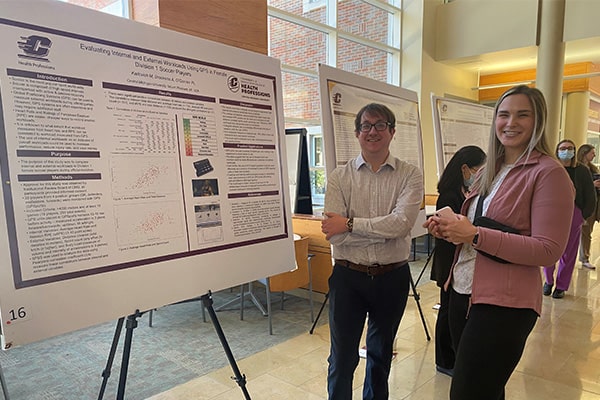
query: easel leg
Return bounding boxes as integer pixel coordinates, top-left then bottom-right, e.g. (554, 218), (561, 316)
(201, 292), (251, 400)
(97, 317), (125, 400)
(116, 310), (142, 400)
(414, 247), (435, 287)
(408, 268), (431, 341)
(309, 292), (328, 334)
(0, 359), (10, 400)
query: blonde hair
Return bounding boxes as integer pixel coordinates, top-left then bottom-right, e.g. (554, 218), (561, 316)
(474, 85), (553, 196)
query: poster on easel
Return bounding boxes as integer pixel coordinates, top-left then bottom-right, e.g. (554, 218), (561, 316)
(317, 63), (426, 238)
(0, 0), (294, 347)
(318, 64), (423, 175)
(431, 94), (493, 178)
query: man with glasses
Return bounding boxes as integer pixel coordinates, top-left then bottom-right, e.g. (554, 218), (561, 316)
(321, 103), (423, 399)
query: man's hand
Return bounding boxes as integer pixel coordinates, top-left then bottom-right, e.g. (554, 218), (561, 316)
(321, 212), (350, 240)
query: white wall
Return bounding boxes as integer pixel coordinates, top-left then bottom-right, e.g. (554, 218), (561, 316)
(403, 0), (479, 194)
(435, 0), (538, 62)
(564, 0), (600, 41)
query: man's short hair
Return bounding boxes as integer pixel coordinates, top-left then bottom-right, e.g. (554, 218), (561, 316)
(354, 103), (396, 132)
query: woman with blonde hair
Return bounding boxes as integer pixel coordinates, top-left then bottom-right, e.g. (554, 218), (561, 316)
(424, 85), (574, 399)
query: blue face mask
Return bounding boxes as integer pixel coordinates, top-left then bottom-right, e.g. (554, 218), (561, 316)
(463, 174), (475, 188)
(558, 149), (575, 161)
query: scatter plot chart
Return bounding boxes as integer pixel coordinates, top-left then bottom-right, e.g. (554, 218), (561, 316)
(110, 156), (179, 197)
(114, 201), (184, 246)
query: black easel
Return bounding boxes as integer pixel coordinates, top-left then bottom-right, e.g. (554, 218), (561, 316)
(201, 291), (251, 399)
(413, 246), (435, 287)
(408, 263), (431, 341)
(98, 293), (251, 400)
(309, 292), (328, 334)
(98, 309), (143, 400)
(309, 255), (433, 341)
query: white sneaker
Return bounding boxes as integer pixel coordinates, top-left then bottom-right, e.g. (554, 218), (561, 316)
(582, 262), (596, 270)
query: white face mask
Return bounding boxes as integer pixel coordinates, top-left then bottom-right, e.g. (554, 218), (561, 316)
(558, 149), (575, 161)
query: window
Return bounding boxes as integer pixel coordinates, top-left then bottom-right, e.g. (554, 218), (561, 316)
(59, 0), (129, 17)
(269, 0), (402, 209)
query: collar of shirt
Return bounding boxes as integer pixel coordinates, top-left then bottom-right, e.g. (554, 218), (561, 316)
(354, 153), (396, 171)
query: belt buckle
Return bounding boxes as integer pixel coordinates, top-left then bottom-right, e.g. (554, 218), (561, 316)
(367, 264), (380, 276)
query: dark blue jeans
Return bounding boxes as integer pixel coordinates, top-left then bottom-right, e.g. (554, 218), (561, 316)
(327, 263), (410, 400)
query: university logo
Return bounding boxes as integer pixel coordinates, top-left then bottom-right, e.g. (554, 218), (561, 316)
(333, 92), (342, 104)
(227, 75), (239, 92)
(17, 35), (52, 62)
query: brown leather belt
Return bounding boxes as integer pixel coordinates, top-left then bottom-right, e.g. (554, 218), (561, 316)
(335, 259), (407, 276)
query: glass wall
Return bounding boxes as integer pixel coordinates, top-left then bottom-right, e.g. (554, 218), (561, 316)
(268, 0), (402, 209)
(59, 0), (129, 17)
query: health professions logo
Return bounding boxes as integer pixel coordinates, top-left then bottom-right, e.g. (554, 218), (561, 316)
(17, 35), (52, 62)
(227, 75), (240, 92)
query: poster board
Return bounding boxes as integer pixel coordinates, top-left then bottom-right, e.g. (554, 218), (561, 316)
(431, 94), (494, 178)
(0, 0), (294, 347)
(317, 64), (426, 238)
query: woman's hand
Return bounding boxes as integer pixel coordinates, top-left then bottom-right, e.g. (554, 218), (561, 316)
(436, 214), (478, 244)
(423, 216), (443, 239)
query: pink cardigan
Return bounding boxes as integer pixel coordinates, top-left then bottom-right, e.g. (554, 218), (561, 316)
(451, 150), (574, 315)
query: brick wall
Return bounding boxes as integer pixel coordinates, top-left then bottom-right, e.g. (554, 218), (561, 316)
(270, 0), (390, 121)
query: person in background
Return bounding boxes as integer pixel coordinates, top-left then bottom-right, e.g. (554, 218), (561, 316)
(430, 145), (486, 377)
(424, 85), (574, 400)
(321, 103), (423, 400)
(577, 143), (600, 270)
(542, 140), (596, 298)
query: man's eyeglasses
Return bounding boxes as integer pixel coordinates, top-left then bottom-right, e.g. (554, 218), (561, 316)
(358, 122), (390, 132)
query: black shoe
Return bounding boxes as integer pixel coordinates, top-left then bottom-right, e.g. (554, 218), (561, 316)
(543, 283), (552, 296)
(436, 365), (454, 377)
(552, 289), (565, 299)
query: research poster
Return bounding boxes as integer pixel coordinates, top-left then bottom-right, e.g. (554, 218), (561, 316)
(317, 64), (426, 238)
(0, 1), (294, 347)
(431, 95), (493, 177)
(318, 65), (423, 174)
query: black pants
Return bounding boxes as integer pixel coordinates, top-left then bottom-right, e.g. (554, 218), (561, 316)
(448, 287), (470, 357)
(327, 263), (410, 400)
(450, 303), (538, 400)
(434, 286), (454, 370)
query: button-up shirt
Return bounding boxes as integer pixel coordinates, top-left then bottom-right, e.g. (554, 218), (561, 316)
(324, 153), (423, 265)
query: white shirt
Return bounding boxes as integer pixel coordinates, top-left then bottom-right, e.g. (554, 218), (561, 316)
(452, 163), (514, 294)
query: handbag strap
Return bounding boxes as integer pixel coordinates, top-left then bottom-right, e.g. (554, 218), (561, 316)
(475, 194), (485, 219)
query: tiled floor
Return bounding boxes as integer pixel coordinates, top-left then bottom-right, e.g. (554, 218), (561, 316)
(149, 227), (600, 400)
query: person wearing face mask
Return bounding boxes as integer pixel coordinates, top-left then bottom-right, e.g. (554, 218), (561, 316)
(577, 144), (600, 270)
(429, 145), (486, 377)
(542, 139), (597, 298)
